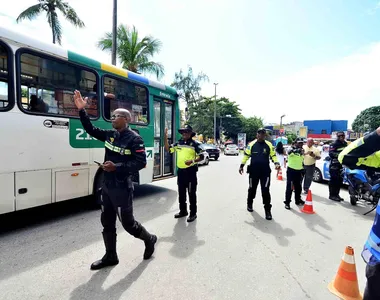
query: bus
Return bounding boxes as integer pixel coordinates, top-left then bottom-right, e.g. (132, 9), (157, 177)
(0, 26), (180, 215)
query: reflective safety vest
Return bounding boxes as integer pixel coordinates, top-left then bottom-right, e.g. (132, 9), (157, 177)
(170, 140), (202, 169)
(362, 203), (380, 266)
(105, 141), (132, 155)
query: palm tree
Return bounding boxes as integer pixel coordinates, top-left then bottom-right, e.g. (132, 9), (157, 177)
(16, 0), (85, 45)
(98, 24), (164, 79)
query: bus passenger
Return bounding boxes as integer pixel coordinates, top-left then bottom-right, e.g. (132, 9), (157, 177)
(73, 90), (157, 270)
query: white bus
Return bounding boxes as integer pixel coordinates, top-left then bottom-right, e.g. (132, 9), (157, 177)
(0, 26), (180, 215)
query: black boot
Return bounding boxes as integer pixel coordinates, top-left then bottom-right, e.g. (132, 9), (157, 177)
(264, 208), (272, 220)
(90, 232), (119, 270)
(174, 211), (188, 218)
(247, 203), (253, 212)
(139, 226), (157, 260)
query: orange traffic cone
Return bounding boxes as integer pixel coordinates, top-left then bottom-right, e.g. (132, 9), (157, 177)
(301, 190), (315, 214)
(328, 246), (363, 300)
(277, 169), (283, 181)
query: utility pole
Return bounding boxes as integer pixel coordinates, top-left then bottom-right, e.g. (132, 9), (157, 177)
(280, 114), (285, 137)
(111, 0), (117, 66)
(214, 83), (218, 143)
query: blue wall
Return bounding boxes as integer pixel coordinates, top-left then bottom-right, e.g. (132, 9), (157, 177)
(304, 120), (347, 134)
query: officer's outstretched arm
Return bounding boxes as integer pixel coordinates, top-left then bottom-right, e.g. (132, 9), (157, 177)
(115, 136), (147, 173)
(79, 109), (109, 142)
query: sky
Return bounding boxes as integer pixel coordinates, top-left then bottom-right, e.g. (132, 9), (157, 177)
(2, 0), (380, 127)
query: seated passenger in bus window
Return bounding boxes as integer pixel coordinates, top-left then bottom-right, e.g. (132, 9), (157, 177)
(29, 95), (49, 113)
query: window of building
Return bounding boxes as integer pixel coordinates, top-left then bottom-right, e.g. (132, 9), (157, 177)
(0, 42), (13, 111)
(103, 76), (148, 124)
(321, 129), (327, 134)
(18, 51), (98, 118)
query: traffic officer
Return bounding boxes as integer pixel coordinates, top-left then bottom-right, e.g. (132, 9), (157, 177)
(164, 125), (204, 222)
(329, 131), (348, 201)
(239, 128), (280, 220)
(284, 138), (305, 210)
(73, 90), (157, 270)
(338, 127), (380, 300)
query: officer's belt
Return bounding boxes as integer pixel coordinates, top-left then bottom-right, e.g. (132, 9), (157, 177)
(105, 141), (131, 155)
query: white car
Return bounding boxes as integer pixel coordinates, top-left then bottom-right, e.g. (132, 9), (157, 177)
(313, 156), (348, 185)
(197, 143), (210, 166)
(224, 144), (240, 156)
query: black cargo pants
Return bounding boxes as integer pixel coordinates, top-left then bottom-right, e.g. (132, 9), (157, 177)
(177, 166), (198, 216)
(364, 264), (380, 300)
(329, 164), (343, 197)
(101, 179), (143, 237)
(285, 167), (303, 204)
(247, 168), (272, 210)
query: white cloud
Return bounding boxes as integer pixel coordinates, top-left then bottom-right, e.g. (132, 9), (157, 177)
(200, 42), (380, 128)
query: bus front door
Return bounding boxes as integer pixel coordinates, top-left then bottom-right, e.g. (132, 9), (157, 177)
(153, 98), (175, 179)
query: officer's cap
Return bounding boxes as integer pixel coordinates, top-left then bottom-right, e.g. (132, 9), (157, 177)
(257, 128), (266, 134)
(178, 124), (196, 137)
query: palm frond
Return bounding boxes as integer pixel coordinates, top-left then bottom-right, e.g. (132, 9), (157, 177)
(56, 0), (85, 28)
(138, 61), (165, 79)
(47, 10), (62, 44)
(16, 4), (43, 23)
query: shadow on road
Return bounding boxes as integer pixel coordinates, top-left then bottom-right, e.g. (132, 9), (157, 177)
(245, 211), (295, 247)
(289, 205), (332, 240)
(158, 218), (205, 259)
(69, 259), (152, 300)
(0, 185), (177, 282)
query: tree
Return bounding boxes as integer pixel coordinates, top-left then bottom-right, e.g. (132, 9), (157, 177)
(352, 106), (380, 132)
(98, 25), (164, 78)
(242, 117), (264, 142)
(171, 66), (209, 106)
(16, 0), (85, 45)
(286, 132), (297, 144)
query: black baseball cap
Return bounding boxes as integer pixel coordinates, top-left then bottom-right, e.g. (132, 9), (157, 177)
(257, 128), (266, 134)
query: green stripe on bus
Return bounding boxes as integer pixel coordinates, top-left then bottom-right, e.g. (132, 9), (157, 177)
(68, 51), (101, 69)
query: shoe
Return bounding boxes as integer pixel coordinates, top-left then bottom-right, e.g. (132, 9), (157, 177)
(187, 215), (197, 222)
(247, 204), (253, 212)
(265, 210), (272, 220)
(139, 227), (157, 260)
(174, 211), (188, 218)
(329, 196), (341, 202)
(284, 201), (291, 210)
(296, 200), (305, 206)
(337, 196), (344, 201)
(303, 191), (308, 195)
(90, 232), (119, 270)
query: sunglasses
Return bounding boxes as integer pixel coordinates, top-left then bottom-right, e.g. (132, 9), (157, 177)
(110, 114), (126, 120)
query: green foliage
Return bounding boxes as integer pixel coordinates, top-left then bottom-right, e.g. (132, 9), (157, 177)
(171, 66), (209, 106)
(242, 117), (264, 142)
(352, 106), (380, 132)
(16, 0), (85, 45)
(286, 133), (297, 144)
(98, 25), (164, 79)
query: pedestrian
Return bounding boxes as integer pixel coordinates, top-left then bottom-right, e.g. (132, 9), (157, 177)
(73, 90), (157, 270)
(338, 127), (380, 300)
(275, 141), (287, 177)
(164, 125), (204, 222)
(239, 128), (280, 220)
(328, 131), (348, 201)
(284, 138), (305, 209)
(302, 138), (321, 194)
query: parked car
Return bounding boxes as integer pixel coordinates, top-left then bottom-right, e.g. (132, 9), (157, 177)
(313, 156), (348, 185)
(224, 144), (239, 156)
(196, 143), (210, 166)
(200, 144), (220, 161)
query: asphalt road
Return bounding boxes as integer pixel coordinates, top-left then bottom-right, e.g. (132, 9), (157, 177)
(0, 155), (375, 300)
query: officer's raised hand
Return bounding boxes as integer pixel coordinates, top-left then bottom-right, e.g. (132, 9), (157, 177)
(102, 161), (116, 172)
(73, 90), (87, 110)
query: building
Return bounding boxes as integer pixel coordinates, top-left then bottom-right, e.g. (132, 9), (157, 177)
(303, 120), (348, 139)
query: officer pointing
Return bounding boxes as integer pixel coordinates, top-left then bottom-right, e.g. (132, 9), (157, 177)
(164, 125), (204, 222)
(239, 128), (280, 220)
(73, 90), (157, 270)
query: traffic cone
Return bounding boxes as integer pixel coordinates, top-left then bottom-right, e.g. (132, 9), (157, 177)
(301, 190), (315, 214)
(277, 169), (283, 181)
(328, 246), (362, 300)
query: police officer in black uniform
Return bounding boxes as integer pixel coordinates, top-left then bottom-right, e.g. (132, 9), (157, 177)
(328, 131), (347, 201)
(73, 90), (157, 270)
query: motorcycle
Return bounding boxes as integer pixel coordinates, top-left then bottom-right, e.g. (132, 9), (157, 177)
(344, 168), (380, 215)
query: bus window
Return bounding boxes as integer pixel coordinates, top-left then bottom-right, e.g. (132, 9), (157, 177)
(0, 43), (11, 110)
(18, 51), (99, 118)
(103, 76), (148, 124)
